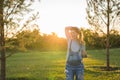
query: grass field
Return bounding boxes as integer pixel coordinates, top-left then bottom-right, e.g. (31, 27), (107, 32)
(6, 48), (120, 80)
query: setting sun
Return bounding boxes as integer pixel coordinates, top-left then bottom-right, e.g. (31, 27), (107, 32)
(32, 0), (90, 37)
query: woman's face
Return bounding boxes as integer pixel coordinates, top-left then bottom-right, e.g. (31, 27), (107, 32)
(70, 30), (79, 39)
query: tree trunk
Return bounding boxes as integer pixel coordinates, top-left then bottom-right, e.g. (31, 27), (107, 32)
(0, 0), (6, 80)
(106, 0), (110, 70)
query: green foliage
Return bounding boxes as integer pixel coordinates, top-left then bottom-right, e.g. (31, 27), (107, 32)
(82, 28), (120, 49)
(109, 30), (120, 48)
(6, 28), (120, 52)
(6, 29), (67, 52)
(16, 29), (41, 51)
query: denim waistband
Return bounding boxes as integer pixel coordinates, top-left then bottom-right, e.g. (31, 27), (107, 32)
(66, 61), (83, 67)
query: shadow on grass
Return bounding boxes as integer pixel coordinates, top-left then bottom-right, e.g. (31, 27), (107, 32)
(7, 77), (35, 80)
(7, 77), (65, 80)
(86, 65), (120, 72)
(85, 68), (101, 74)
(84, 66), (120, 78)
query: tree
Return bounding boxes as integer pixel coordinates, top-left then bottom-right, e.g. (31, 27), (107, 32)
(86, 0), (120, 70)
(15, 28), (40, 51)
(0, 0), (40, 80)
(0, 0), (5, 80)
(4, 0), (40, 38)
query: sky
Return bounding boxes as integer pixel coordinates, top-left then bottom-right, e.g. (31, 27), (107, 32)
(32, 0), (90, 37)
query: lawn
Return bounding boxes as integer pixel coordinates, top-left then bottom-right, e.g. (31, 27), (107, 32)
(6, 48), (120, 80)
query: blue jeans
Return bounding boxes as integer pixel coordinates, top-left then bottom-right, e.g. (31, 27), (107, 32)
(65, 63), (84, 80)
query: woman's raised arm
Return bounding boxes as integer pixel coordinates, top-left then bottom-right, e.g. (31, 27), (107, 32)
(65, 26), (74, 39)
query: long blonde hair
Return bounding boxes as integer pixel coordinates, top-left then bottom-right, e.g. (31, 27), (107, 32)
(72, 27), (85, 45)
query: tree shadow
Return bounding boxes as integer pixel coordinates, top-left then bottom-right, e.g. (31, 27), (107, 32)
(7, 77), (35, 80)
(86, 65), (120, 72)
(101, 66), (120, 71)
(84, 68), (101, 74)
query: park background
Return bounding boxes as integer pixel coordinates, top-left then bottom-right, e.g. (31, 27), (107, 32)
(0, 0), (120, 80)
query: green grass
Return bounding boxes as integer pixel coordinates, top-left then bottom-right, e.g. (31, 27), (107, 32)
(84, 48), (120, 80)
(6, 48), (120, 80)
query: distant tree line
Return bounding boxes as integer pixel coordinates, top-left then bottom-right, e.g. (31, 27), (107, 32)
(83, 29), (120, 49)
(5, 28), (120, 52)
(5, 29), (67, 52)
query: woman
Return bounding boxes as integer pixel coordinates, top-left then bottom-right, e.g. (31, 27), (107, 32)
(65, 26), (87, 80)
